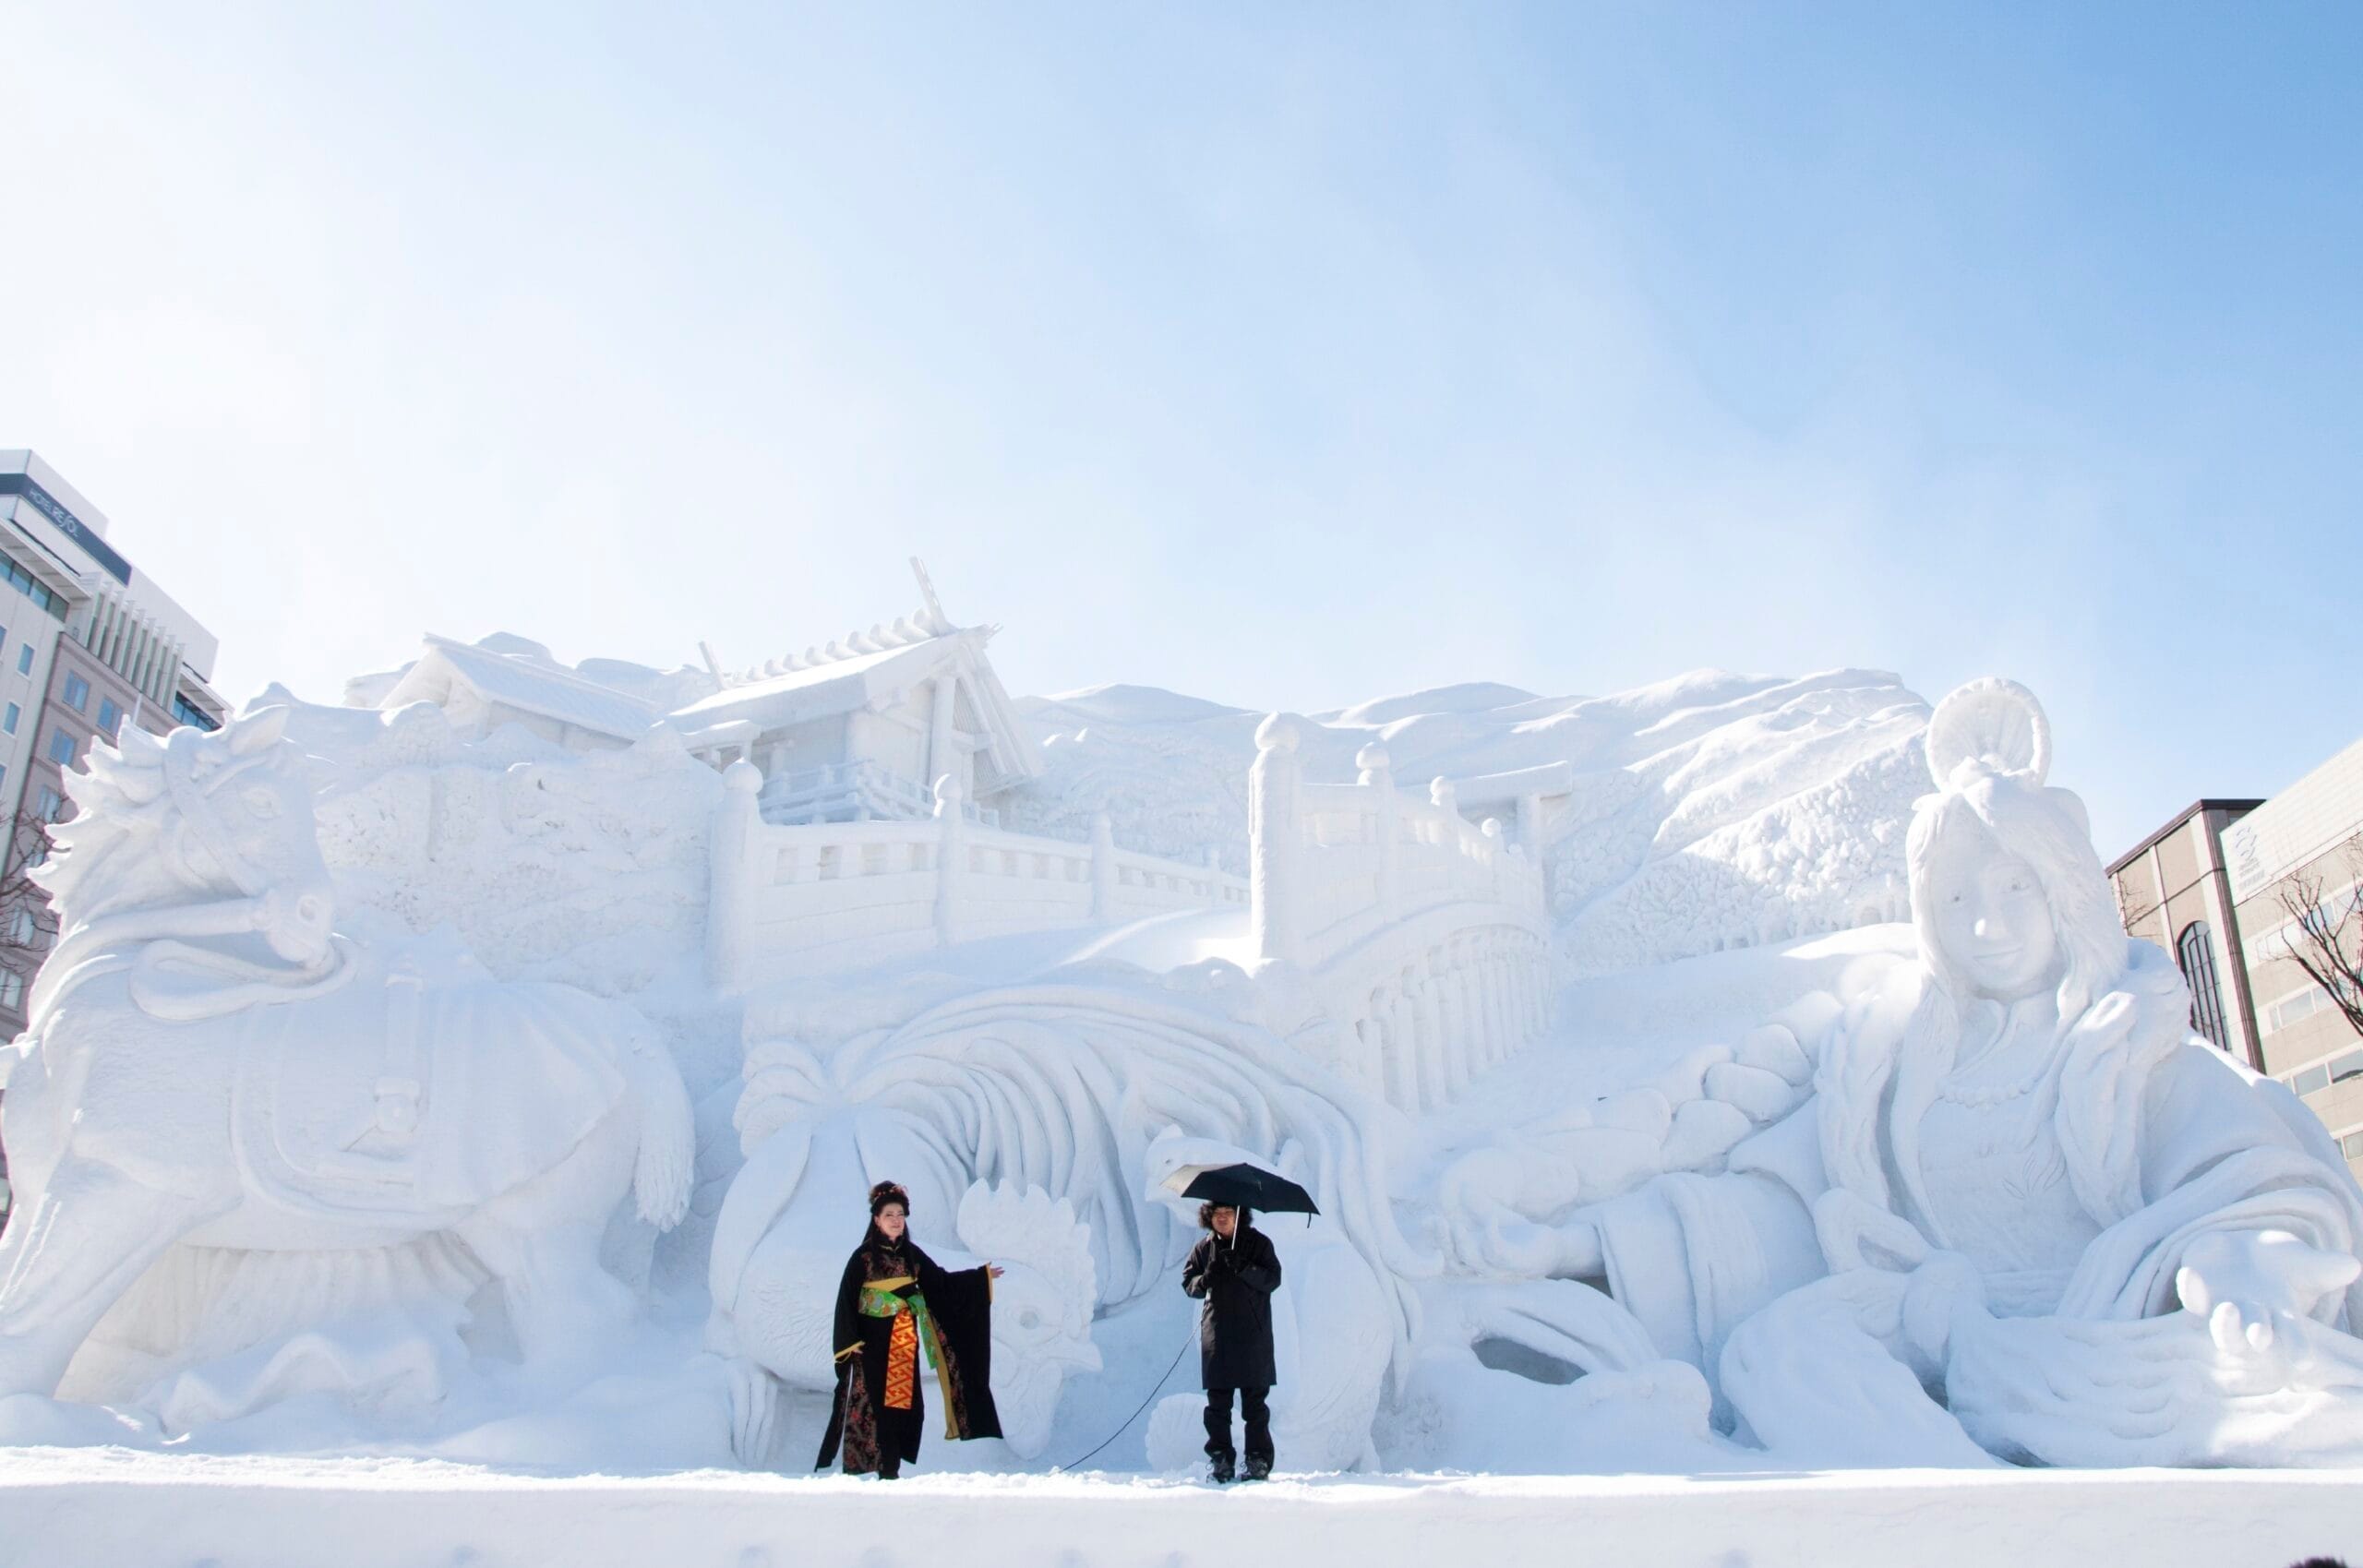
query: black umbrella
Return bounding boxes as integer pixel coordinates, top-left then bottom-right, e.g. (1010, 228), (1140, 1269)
(1160, 1161), (1319, 1219)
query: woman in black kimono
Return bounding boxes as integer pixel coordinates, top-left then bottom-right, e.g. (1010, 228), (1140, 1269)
(815, 1180), (1004, 1478)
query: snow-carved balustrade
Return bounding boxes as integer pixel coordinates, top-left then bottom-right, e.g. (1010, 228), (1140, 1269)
(707, 762), (1246, 986)
(756, 757), (1001, 828)
(1248, 713), (1554, 1110)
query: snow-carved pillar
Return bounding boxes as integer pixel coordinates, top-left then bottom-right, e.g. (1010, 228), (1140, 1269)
(928, 669), (961, 797)
(1496, 949), (1517, 1056)
(1090, 812), (1120, 924)
(1429, 780), (1459, 898)
(1251, 714), (1307, 965)
(934, 775), (967, 947)
(1389, 977), (1423, 1114)
(1370, 984), (1404, 1106)
(1413, 957), (1448, 1107)
(1354, 1011), (1385, 1094)
(1442, 947), (1473, 1094)
(1493, 944), (1512, 1067)
(1478, 945), (1505, 1071)
(1358, 742), (1398, 916)
(708, 760), (763, 990)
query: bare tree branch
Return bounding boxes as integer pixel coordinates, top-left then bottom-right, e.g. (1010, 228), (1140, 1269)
(2272, 832), (2363, 1039)
(1, 805), (62, 999)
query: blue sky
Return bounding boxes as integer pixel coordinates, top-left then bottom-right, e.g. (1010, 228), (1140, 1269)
(4, 2), (2357, 856)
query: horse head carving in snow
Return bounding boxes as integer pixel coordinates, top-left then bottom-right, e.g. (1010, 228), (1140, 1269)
(0, 708), (694, 1417)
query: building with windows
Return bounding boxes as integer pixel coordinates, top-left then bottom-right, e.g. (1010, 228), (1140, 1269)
(2109, 736), (2363, 1182)
(0, 449), (229, 1045)
(2108, 799), (2267, 1067)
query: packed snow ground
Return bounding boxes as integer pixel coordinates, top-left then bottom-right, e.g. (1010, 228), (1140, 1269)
(2, 1447), (2357, 1568)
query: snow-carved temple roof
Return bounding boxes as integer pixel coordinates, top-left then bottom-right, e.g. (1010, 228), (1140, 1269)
(383, 634), (664, 742)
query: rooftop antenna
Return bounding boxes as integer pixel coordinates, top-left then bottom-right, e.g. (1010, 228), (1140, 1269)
(910, 557), (953, 635)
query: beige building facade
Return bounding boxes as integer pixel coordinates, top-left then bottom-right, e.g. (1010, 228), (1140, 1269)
(2108, 798), (2266, 1069)
(2110, 737), (2363, 1183)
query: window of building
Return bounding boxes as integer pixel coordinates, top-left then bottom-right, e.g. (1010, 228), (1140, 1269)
(2263, 986), (2329, 1036)
(44, 729), (76, 768)
(2176, 922), (2232, 1051)
(36, 787), (63, 822)
(16, 644), (32, 676)
(174, 694), (219, 732)
(2, 703), (16, 735)
(2295, 1062), (2333, 1097)
(2332, 1049), (2363, 1086)
(0, 968), (21, 1011)
(61, 671), (89, 712)
(7, 909), (36, 947)
(97, 698), (121, 736)
(2344, 1130), (2363, 1163)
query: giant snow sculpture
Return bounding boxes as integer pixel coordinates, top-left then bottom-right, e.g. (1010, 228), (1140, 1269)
(1465, 678), (2363, 1466)
(0, 711), (695, 1420)
(7, 667), (2361, 1477)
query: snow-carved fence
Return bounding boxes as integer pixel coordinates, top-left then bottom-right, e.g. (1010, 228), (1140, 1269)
(1249, 713), (1554, 1112)
(707, 762), (1246, 986)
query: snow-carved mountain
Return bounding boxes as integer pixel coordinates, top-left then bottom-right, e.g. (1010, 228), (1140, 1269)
(1007, 668), (1929, 973)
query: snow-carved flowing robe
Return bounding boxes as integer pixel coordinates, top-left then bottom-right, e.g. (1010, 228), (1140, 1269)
(1589, 942), (2363, 1466)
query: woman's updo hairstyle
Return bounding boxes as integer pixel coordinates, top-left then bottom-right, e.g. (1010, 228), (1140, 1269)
(869, 1180), (912, 1217)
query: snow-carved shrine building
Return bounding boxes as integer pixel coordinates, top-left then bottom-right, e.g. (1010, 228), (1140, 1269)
(351, 562), (1040, 826)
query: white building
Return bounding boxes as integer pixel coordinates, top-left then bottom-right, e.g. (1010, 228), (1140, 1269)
(0, 449), (228, 1035)
(674, 590), (1040, 825)
(355, 564), (1042, 826)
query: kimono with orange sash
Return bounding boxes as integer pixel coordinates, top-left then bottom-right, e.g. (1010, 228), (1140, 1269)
(815, 1227), (1001, 1476)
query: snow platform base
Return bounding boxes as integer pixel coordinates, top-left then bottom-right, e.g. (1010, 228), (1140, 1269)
(2, 1451), (2358, 1568)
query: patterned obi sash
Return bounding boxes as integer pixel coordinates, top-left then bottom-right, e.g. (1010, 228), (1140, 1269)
(858, 1275), (939, 1411)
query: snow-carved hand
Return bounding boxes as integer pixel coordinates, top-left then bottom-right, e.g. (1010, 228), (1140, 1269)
(2174, 1229), (2362, 1354)
(2063, 988), (2139, 1057)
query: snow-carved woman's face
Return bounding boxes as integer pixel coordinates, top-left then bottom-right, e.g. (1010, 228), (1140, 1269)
(1926, 824), (2058, 1001)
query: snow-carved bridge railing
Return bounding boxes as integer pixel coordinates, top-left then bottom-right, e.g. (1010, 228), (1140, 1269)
(1247, 713), (1554, 1112)
(707, 762), (1246, 986)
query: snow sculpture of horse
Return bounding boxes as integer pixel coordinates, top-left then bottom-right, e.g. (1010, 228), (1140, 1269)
(705, 984), (1440, 1466)
(0, 709), (695, 1411)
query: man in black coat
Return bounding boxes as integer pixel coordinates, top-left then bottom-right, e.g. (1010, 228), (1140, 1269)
(1181, 1202), (1282, 1481)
